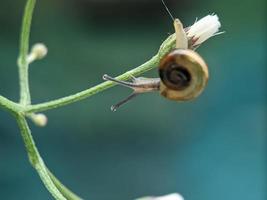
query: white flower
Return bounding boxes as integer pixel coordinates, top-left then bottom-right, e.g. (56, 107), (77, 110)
(137, 193), (184, 200)
(187, 14), (222, 47)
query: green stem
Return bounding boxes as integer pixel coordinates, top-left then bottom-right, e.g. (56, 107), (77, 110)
(0, 1), (177, 199)
(16, 114), (82, 200)
(24, 33), (176, 114)
(0, 95), (22, 113)
(25, 54), (158, 113)
(48, 169), (83, 200)
(18, 0), (36, 105)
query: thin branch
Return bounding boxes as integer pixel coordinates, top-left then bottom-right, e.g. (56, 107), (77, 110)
(18, 0), (36, 105)
(25, 55), (159, 113)
(16, 114), (82, 200)
(0, 95), (22, 114)
(1, 0), (222, 198)
(48, 169), (83, 200)
(25, 33), (176, 114)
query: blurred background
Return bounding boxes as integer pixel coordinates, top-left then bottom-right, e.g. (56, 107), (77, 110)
(0, 0), (266, 199)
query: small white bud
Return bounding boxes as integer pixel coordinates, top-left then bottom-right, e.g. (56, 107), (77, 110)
(187, 14), (222, 47)
(32, 43), (48, 59)
(137, 193), (184, 200)
(27, 43), (48, 63)
(31, 113), (48, 127)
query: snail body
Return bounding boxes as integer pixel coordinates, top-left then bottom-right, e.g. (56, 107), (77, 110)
(159, 48), (209, 101)
(103, 16), (210, 111)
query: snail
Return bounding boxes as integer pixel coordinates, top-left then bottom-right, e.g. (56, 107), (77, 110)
(103, 2), (221, 111)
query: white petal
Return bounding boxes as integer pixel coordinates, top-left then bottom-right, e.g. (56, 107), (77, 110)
(154, 193), (184, 200)
(137, 193), (184, 200)
(187, 14), (221, 45)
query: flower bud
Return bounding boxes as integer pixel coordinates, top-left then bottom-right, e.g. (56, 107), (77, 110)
(31, 113), (48, 127)
(27, 43), (48, 63)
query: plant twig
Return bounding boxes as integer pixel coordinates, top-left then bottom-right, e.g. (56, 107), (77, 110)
(25, 54), (160, 113)
(18, 0), (36, 105)
(0, 95), (22, 113)
(16, 114), (82, 200)
(48, 169), (83, 200)
(0, 0), (222, 197)
(23, 33), (177, 113)
(5, 0), (174, 199)
(12, 0), (84, 199)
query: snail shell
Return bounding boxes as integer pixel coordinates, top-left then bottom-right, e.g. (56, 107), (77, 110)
(158, 49), (209, 101)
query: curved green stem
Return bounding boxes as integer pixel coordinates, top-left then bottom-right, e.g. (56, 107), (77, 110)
(18, 0), (36, 105)
(48, 169), (83, 200)
(0, 0), (177, 199)
(0, 0), (221, 198)
(12, 1), (84, 199)
(26, 54), (159, 113)
(0, 96), (22, 114)
(25, 33), (176, 114)
(16, 114), (82, 200)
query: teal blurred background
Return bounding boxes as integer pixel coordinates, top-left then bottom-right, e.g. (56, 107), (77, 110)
(0, 0), (266, 199)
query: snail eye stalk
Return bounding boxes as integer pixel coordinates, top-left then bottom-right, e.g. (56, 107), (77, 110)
(103, 75), (140, 111)
(110, 93), (138, 112)
(103, 74), (139, 88)
(103, 74), (160, 111)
